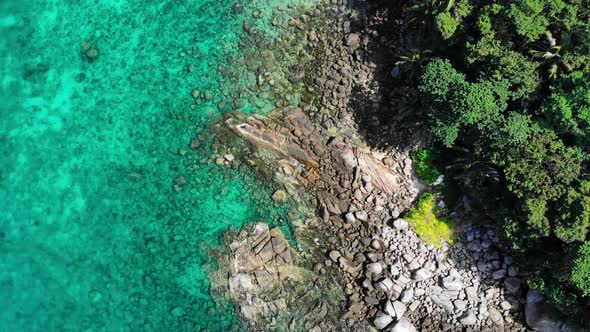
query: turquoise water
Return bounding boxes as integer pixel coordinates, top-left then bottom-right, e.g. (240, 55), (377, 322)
(0, 0), (311, 331)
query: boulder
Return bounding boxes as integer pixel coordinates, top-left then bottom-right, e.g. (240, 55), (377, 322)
(374, 311), (394, 329)
(525, 290), (574, 332)
(389, 317), (417, 332)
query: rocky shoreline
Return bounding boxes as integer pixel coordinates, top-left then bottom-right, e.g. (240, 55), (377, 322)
(206, 1), (578, 331)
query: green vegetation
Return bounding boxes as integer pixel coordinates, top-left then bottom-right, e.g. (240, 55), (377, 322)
(393, 0), (590, 320)
(572, 242), (590, 296)
(411, 148), (441, 184)
(404, 193), (455, 248)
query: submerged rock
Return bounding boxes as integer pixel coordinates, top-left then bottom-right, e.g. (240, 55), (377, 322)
(80, 41), (99, 62)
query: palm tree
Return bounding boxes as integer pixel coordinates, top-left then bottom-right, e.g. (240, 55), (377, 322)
(530, 30), (573, 79)
(404, 0), (456, 26)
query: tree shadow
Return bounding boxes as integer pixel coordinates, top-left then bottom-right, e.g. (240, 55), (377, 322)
(347, 0), (426, 153)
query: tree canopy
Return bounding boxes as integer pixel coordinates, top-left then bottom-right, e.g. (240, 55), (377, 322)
(397, 0), (590, 319)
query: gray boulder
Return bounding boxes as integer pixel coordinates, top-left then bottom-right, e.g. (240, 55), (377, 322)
(346, 33), (360, 48)
(525, 290), (575, 332)
(504, 277), (522, 294)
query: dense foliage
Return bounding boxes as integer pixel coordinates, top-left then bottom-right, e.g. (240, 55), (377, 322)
(397, 0), (590, 318)
(410, 148), (441, 184)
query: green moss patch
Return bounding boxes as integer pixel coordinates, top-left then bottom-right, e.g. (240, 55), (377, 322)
(411, 148), (441, 184)
(404, 193), (455, 248)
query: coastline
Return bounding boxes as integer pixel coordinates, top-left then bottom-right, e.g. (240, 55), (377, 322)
(207, 1), (574, 331)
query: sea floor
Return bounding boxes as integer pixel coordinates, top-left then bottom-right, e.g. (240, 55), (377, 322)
(0, 0), (312, 330)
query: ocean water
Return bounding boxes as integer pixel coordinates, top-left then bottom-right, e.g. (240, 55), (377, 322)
(0, 0), (312, 331)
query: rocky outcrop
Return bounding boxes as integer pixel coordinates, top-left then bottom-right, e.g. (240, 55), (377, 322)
(211, 222), (363, 331)
(226, 222), (297, 320)
(525, 290), (577, 332)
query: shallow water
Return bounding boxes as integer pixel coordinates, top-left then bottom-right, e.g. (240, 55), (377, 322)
(0, 0), (311, 330)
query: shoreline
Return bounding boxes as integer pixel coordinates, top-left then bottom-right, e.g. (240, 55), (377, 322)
(207, 1), (573, 331)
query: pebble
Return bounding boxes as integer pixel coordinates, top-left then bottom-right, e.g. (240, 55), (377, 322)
(354, 210), (368, 222)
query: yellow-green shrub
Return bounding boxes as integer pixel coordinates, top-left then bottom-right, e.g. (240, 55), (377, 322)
(404, 193), (455, 248)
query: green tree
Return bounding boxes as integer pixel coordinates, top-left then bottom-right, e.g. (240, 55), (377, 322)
(541, 71), (590, 148)
(571, 242), (590, 296)
(509, 0), (549, 41)
(498, 130), (582, 200)
(420, 59), (509, 146)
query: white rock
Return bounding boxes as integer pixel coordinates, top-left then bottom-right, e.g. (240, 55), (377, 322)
(389, 317), (417, 332)
(373, 311), (393, 329)
(454, 299), (467, 312)
(413, 268), (432, 281)
(400, 289), (414, 303)
(384, 300), (396, 317)
(228, 273), (255, 293)
(465, 286), (478, 301)
(367, 262), (383, 274)
(375, 278), (394, 293)
(344, 212), (356, 223)
(393, 218), (409, 230)
(442, 276), (463, 291)
(459, 310), (477, 326)
(391, 301), (407, 319)
(355, 210), (369, 222)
